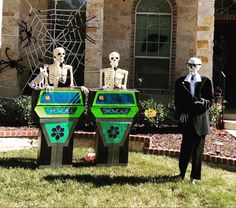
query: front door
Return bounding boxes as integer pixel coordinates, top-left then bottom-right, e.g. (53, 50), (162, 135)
(213, 21), (236, 106)
(214, 0), (236, 106)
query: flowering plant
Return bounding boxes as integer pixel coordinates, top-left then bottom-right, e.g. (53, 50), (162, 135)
(210, 127), (226, 137)
(139, 99), (166, 127)
(209, 102), (224, 128)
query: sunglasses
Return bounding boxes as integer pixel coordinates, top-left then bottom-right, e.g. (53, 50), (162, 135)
(187, 63), (202, 67)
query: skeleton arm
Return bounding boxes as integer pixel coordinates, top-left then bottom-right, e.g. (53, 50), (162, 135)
(63, 64), (74, 87)
(44, 65), (49, 87)
(122, 70), (128, 89)
(115, 69), (128, 89)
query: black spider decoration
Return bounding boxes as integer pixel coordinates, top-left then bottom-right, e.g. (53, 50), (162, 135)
(18, 19), (37, 48)
(0, 47), (25, 74)
(65, 14), (97, 44)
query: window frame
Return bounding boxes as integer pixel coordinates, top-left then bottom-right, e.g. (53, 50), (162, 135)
(133, 0), (173, 91)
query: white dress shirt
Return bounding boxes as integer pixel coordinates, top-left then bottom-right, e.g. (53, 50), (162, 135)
(184, 73), (202, 96)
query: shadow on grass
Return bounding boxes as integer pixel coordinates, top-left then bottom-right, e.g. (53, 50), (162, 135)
(205, 162), (236, 172)
(0, 157), (37, 169)
(44, 174), (182, 187)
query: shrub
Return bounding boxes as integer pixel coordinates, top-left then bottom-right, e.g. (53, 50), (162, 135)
(209, 102), (224, 128)
(0, 96), (32, 126)
(165, 101), (179, 124)
(139, 99), (166, 127)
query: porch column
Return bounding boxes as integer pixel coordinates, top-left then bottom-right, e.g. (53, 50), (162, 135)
(196, 0), (215, 79)
(84, 0), (104, 88)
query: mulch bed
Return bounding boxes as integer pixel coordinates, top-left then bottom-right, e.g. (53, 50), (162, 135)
(0, 125), (235, 159)
(132, 126), (236, 159)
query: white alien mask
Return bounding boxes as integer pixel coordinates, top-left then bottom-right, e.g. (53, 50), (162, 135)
(109, 52), (120, 68)
(187, 57), (202, 75)
(54, 47), (65, 63)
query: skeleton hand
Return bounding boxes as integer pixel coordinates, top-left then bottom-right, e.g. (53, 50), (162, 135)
(102, 85), (110, 90)
(45, 86), (55, 91)
(180, 113), (189, 123)
(120, 84), (127, 90)
(194, 98), (204, 105)
(115, 83), (126, 90)
(80, 86), (89, 95)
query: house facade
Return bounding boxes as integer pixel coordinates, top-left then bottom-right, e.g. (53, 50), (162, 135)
(0, 0), (236, 106)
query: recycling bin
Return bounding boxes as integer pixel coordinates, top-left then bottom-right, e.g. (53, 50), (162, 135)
(35, 88), (85, 168)
(88, 89), (139, 166)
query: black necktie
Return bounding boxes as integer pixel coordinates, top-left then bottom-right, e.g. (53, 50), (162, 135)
(191, 75), (195, 81)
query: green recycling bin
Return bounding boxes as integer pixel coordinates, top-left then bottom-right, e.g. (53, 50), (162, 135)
(35, 88), (85, 168)
(89, 89), (139, 166)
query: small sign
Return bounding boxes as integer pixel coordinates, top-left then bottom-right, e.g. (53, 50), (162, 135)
(44, 107), (77, 115)
(101, 108), (131, 115)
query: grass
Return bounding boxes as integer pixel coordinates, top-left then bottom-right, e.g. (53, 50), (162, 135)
(0, 148), (235, 207)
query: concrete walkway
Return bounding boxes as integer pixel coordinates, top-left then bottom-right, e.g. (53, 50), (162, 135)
(225, 130), (236, 138)
(0, 138), (38, 152)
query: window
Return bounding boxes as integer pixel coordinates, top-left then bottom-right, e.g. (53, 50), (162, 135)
(134, 0), (173, 90)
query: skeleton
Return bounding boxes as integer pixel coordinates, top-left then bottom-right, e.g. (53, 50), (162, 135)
(48, 47), (74, 88)
(180, 57), (202, 123)
(28, 65), (49, 89)
(187, 57), (202, 77)
(99, 52), (128, 90)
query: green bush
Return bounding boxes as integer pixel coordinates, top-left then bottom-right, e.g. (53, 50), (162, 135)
(0, 96), (32, 126)
(139, 99), (166, 127)
(139, 98), (223, 129)
(209, 102), (224, 128)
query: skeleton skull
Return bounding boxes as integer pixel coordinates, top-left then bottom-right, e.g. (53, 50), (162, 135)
(109, 52), (120, 68)
(187, 57), (202, 75)
(54, 47), (65, 63)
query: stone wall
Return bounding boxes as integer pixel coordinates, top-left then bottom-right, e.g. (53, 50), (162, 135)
(0, 0), (21, 97)
(196, 0), (215, 79)
(102, 0), (133, 87)
(175, 0), (198, 79)
(0, 0), (49, 97)
(84, 0), (104, 88)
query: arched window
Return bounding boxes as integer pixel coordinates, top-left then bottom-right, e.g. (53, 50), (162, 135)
(134, 0), (173, 90)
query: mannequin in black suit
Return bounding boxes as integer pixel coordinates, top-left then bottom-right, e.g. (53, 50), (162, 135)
(174, 57), (214, 183)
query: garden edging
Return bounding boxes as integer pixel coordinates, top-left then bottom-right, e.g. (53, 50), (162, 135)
(0, 127), (235, 167)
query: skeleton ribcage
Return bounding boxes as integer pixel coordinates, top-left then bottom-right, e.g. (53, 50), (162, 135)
(104, 70), (114, 86)
(49, 68), (58, 85)
(49, 66), (67, 85)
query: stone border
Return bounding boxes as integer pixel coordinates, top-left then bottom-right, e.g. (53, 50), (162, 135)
(0, 127), (235, 167)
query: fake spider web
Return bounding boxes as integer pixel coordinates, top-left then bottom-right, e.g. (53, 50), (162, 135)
(20, 0), (94, 95)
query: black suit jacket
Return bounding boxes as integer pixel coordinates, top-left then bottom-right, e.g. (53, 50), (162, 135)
(174, 76), (214, 136)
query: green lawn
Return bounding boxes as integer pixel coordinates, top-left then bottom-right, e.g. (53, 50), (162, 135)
(0, 148), (235, 207)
